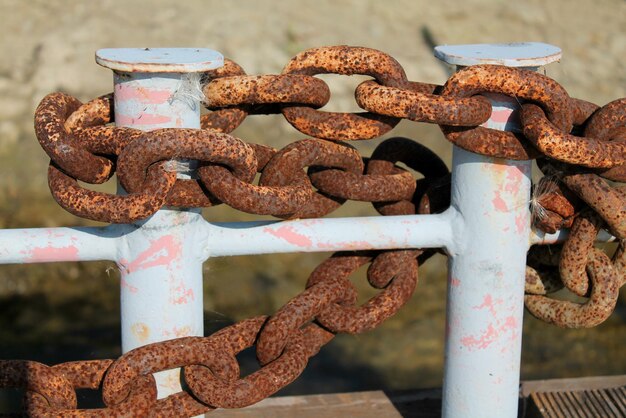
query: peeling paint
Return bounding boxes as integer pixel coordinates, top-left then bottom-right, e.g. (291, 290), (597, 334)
(119, 235), (182, 274)
(114, 84), (172, 104)
(131, 322), (150, 343)
(23, 245), (79, 263)
(115, 113), (172, 126)
(492, 191), (508, 212)
(461, 295), (518, 351)
(264, 225), (312, 248)
(120, 278), (138, 294)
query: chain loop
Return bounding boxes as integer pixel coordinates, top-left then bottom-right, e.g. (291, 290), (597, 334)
(259, 138), (364, 218)
(201, 58), (248, 133)
(521, 103), (626, 168)
(306, 251), (419, 334)
(0, 360), (76, 411)
(440, 65), (573, 160)
(117, 129), (257, 208)
(366, 137), (449, 216)
(355, 80), (492, 126)
(35, 93), (115, 184)
(281, 46), (408, 140)
(204, 74), (330, 111)
(525, 248), (620, 328)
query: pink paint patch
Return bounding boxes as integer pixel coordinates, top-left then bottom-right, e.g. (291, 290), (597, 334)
(515, 212), (527, 234)
(264, 225), (312, 248)
(120, 278), (138, 294)
(505, 167), (523, 192)
(116, 113), (172, 126)
(451, 277), (461, 287)
(171, 283), (194, 305)
(488, 108), (514, 124)
(461, 299), (519, 351)
(24, 245), (79, 263)
(492, 191), (508, 212)
(115, 84), (172, 104)
(120, 235), (182, 274)
(461, 323), (498, 350)
(472, 294), (503, 318)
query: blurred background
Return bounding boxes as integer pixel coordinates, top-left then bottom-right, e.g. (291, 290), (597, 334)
(0, 0), (625, 407)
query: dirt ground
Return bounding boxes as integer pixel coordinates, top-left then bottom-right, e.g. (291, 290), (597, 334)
(0, 0), (625, 405)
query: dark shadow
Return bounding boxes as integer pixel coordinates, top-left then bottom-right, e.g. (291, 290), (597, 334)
(384, 389), (527, 418)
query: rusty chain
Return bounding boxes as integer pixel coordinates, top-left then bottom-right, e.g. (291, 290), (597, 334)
(2, 45), (625, 416)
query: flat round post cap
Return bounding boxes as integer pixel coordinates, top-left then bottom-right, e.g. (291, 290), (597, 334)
(434, 42), (561, 67)
(96, 48), (224, 73)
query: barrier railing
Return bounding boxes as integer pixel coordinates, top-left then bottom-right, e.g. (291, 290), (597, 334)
(0, 43), (624, 417)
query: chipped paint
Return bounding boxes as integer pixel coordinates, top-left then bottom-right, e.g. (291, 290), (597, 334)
(120, 278), (138, 294)
(131, 322), (150, 343)
(22, 244), (79, 263)
(115, 113), (172, 126)
(114, 84), (172, 104)
(170, 280), (194, 305)
(119, 235), (182, 274)
(264, 225), (313, 248)
(492, 191), (508, 212)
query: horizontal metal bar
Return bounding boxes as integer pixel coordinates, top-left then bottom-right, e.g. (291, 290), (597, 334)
(201, 211), (457, 258)
(0, 226), (120, 264)
(530, 228), (615, 246)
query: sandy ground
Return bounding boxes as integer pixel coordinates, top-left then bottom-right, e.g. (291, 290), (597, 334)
(0, 0), (624, 401)
(0, 0), (624, 148)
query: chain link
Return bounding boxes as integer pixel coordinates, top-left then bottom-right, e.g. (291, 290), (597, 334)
(3, 44), (625, 416)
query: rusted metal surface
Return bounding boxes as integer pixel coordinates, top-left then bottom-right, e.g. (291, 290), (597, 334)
(585, 99), (626, 182)
(366, 137), (449, 216)
(305, 251), (419, 334)
(570, 97), (599, 126)
(35, 93), (115, 184)
(199, 143), (314, 215)
(355, 80), (492, 126)
(201, 59), (249, 133)
(117, 129), (257, 208)
(440, 65), (573, 160)
(204, 74), (330, 108)
(563, 173), (626, 239)
(559, 210), (603, 296)
(521, 103), (626, 168)
(525, 248), (619, 328)
(259, 139), (364, 218)
(281, 46), (408, 140)
(0, 360), (76, 410)
(48, 162), (177, 223)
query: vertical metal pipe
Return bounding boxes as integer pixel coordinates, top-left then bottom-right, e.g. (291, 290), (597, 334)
(434, 43), (561, 417)
(95, 48), (222, 399)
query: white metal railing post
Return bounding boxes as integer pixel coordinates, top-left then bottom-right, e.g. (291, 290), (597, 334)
(435, 43), (562, 417)
(95, 48), (223, 399)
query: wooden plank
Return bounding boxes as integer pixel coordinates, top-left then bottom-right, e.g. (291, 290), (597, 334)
(213, 391), (406, 418)
(211, 375), (626, 417)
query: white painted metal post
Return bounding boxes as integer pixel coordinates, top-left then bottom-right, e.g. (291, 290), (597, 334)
(95, 48), (223, 399)
(435, 43), (562, 418)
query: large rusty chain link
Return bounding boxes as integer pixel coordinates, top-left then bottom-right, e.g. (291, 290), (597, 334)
(4, 45), (625, 416)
